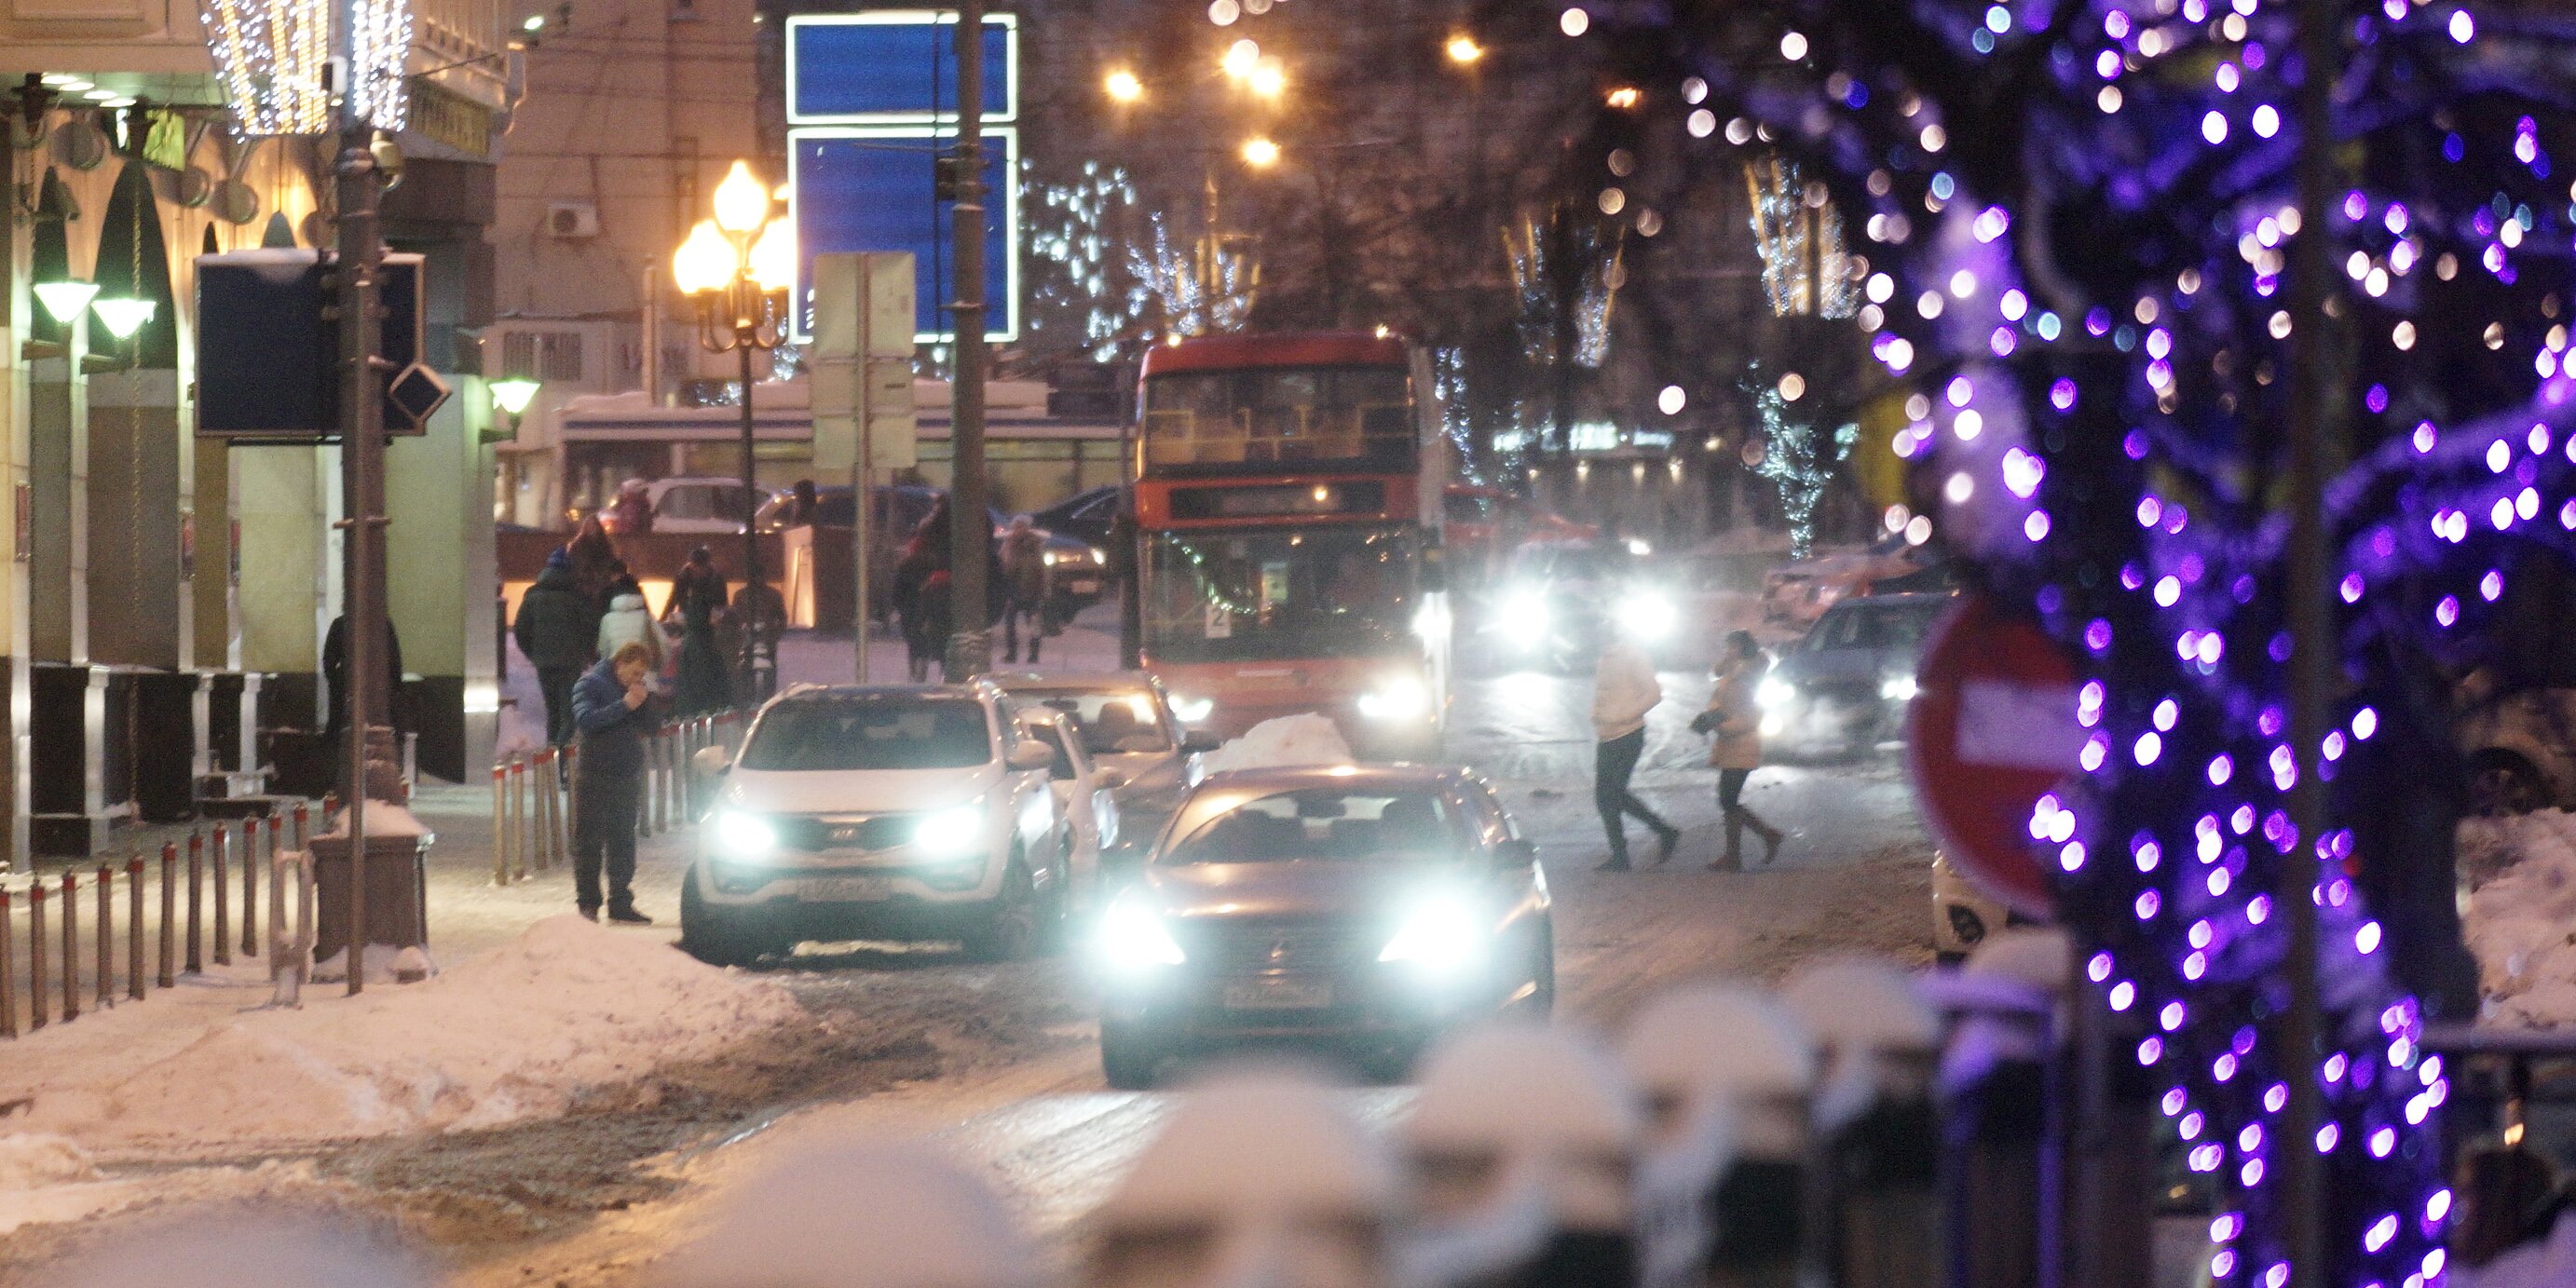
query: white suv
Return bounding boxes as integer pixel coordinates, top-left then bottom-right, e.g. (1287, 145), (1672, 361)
(681, 682), (1069, 965)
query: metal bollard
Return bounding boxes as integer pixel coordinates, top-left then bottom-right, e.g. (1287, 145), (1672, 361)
(492, 765), (511, 884)
(95, 865), (112, 1010)
(157, 842), (177, 990)
(59, 874), (76, 1023)
(1, 887), (15, 1037)
(25, 883), (42, 1031)
(293, 801), (309, 852)
(127, 857), (144, 1001)
(185, 830), (204, 975)
(241, 819), (262, 958)
(211, 827), (231, 968)
(510, 756), (530, 882)
(536, 749), (562, 872)
(664, 725), (682, 829)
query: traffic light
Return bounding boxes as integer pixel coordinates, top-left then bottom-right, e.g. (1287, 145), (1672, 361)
(933, 149), (974, 203)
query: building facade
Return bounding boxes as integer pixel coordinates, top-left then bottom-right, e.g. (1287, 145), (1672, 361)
(0, 0), (513, 861)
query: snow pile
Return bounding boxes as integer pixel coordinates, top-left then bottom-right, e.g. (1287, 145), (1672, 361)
(2460, 810), (2576, 1026)
(0, 1134), (99, 1189)
(4, 915), (799, 1150)
(1199, 713), (1354, 774)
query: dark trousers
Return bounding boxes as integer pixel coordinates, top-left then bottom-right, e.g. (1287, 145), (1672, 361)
(571, 766), (642, 912)
(1719, 766), (1779, 864)
(1595, 727), (1673, 863)
(536, 666), (582, 747)
(1001, 596), (1046, 663)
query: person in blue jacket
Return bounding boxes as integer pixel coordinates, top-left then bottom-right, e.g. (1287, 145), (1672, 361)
(570, 641), (658, 923)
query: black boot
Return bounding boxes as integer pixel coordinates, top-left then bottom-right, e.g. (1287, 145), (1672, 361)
(1714, 812), (1745, 871)
(607, 903), (653, 925)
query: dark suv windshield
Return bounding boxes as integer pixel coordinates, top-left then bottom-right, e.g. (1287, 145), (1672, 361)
(1164, 790), (1458, 864)
(740, 698), (994, 771)
(1013, 688), (1173, 755)
(1805, 603), (1941, 653)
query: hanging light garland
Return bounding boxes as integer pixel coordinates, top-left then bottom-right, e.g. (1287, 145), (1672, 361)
(198, 0), (413, 135)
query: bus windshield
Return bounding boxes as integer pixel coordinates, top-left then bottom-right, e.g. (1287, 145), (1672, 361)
(1143, 525), (1420, 663)
(1141, 366), (1414, 473)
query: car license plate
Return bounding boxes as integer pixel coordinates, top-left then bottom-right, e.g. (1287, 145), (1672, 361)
(1063, 577), (1099, 595)
(1223, 977), (1332, 1010)
(801, 875), (894, 902)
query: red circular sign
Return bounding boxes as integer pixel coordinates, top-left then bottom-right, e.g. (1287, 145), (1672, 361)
(1905, 591), (2080, 921)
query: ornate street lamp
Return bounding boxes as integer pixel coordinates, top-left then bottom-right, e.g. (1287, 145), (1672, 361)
(673, 159), (794, 698)
(487, 375), (539, 442)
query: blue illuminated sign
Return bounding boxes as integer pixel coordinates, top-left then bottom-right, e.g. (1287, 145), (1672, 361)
(786, 12), (1016, 124)
(789, 127), (1019, 343)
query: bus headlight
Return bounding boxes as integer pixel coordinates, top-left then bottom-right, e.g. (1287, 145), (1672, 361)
(713, 810), (778, 860)
(1170, 693), (1215, 723)
(1096, 895), (1186, 972)
(1615, 589), (1678, 643)
(1880, 673), (1919, 702)
(1358, 676), (1430, 722)
(1500, 588), (1552, 643)
(1756, 677), (1797, 710)
(912, 806), (986, 856)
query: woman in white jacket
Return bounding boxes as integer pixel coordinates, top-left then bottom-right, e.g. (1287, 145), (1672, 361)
(597, 589), (666, 676)
(1591, 633), (1681, 871)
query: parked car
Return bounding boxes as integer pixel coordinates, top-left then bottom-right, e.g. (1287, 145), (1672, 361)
(1022, 706), (1123, 915)
(2456, 673), (2576, 815)
(765, 484), (1111, 615)
(1755, 591), (1953, 758)
(680, 681), (1070, 965)
(1029, 484), (1122, 551)
(1759, 536), (1939, 628)
(1088, 764), (1555, 1088)
(992, 673), (1213, 863)
(1932, 849), (2014, 964)
(620, 476), (789, 536)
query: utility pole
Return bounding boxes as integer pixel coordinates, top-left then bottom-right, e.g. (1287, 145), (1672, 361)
(332, 0), (389, 997)
(945, 0), (990, 679)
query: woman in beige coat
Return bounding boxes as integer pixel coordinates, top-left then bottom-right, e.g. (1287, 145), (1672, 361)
(1699, 630), (1785, 869)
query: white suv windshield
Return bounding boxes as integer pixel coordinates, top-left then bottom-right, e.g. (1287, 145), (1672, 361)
(741, 698), (993, 771)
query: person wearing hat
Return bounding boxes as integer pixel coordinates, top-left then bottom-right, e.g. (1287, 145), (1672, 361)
(666, 545), (734, 716)
(514, 547), (602, 746)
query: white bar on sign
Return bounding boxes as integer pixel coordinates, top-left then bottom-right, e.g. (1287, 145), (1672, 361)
(1956, 681), (2084, 772)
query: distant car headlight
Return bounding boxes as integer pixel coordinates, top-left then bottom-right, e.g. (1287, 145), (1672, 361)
(1880, 673), (1919, 702)
(713, 810), (778, 860)
(1043, 550), (1060, 566)
(1170, 693), (1215, 723)
(1379, 896), (1488, 974)
(1357, 676), (1430, 722)
(912, 806), (986, 856)
(1626, 536), (1653, 556)
(1615, 589), (1678, 643)
(1095, 894), (1185, 971)
(1090, 549), (1107, 565)
(1500, 588), (1553, 642)
(1756, 677), (1797, 710)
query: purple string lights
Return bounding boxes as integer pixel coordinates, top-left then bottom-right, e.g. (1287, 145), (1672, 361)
(1561, 0), (2576, 1280)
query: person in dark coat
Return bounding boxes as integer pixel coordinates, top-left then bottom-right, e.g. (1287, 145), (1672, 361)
(321, 614), (406, 750)
(569, 642), (658, 923)
(513, 549), (601, 746)
(998, 515), (1052, 665)
(566, 514), (622, 607)
(665, 546), (734, 716)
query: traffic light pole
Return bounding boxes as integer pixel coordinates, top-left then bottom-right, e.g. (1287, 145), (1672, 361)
(332, 48), (389, 997)
(945, 0), (990, 680)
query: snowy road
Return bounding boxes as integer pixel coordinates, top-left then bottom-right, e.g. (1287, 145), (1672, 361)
(443, 647), (1936, 1287)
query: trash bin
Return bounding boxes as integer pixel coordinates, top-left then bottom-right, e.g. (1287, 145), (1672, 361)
(310, 802), (434, 979)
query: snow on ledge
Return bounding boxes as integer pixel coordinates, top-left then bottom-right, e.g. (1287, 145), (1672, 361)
(0, 915), (800, 1155)
(1198, 713), (1355, 775)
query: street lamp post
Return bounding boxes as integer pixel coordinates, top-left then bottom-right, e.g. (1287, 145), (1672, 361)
(673, 162), (796, 699)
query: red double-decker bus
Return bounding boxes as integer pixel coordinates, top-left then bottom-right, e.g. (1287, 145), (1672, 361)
(1131, 331), (1452, 759)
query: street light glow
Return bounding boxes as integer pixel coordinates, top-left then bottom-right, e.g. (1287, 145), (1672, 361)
(1240, 136), (1281, 168)
(1604, 85), (1640, 109)
(489, 376), (541, 416)
(711, 160), (770, 235)
(1444, 34), (1483, 64)
(673, 220), (736, 295)
(1220, 38), (1261, 80)
(1104, 69), (1143, 103)
(747, 220), (797, 292)
(33, 280), (99, 326)
(1248, 57), (1286, 99)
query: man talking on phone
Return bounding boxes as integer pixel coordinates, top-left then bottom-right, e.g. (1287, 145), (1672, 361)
(569, 641), (660, 923)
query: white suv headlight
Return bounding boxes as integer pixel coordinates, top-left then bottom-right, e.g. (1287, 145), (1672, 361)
(912, 806), (985, 856)
(1501, 588), (1553, 638)
(1095, 895), (1185, 970)
(1357, 676), (1430, 722)
(1880, 673), (1919, 702)
(713, 810), (778, 860)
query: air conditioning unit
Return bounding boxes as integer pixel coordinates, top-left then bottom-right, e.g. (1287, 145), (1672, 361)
(546, 201), (600, 238)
